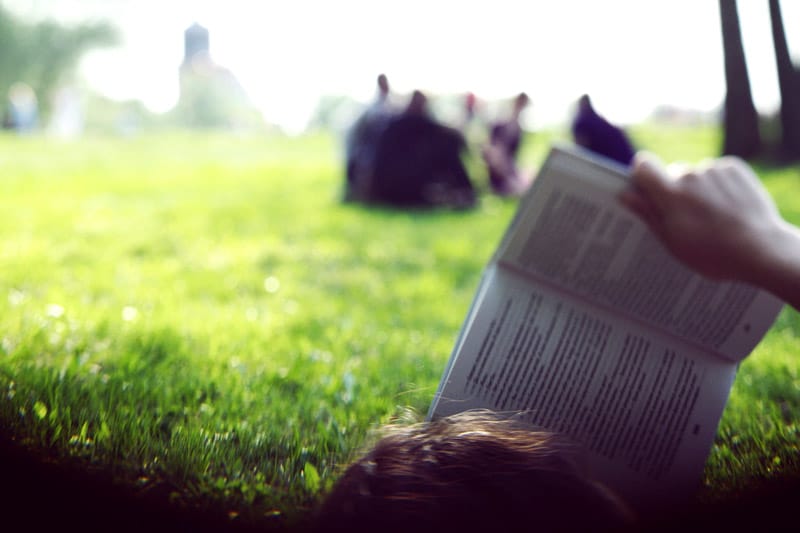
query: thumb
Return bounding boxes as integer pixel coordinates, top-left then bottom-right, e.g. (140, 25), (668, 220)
(630, 152), (675, 211)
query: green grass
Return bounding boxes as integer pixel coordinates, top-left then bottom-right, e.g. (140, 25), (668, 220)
(0, 125), (798, 528)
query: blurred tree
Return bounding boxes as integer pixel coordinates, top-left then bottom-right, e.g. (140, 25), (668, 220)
(718, 0), (762, 158)
(83, 92), (166, 135)
(769, 0), (800, 161)
(0, 5), (117, 120)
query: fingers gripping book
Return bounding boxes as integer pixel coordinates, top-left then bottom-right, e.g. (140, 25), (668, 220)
(428, 145), (783, 511)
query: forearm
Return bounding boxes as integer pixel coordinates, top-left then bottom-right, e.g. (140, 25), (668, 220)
(747, 220), (800, 311)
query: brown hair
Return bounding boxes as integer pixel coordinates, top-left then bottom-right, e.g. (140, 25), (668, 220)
(313, 410), (634, 532)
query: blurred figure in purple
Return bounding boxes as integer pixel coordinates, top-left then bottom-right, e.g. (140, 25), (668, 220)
(482, 92), (531, 196)
(344, 74), (395, 201)
(571, 94), (635, 166)
(369, 90), (476, 208)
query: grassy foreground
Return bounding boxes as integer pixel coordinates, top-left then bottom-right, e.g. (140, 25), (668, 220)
(0, 126), (798, 528)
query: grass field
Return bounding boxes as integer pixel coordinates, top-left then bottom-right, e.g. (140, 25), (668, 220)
(1, 125), (798, 529)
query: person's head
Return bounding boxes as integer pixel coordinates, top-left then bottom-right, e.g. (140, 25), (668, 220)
(405, 90), (428, 115)
(512, 92), (529, 117)
(313, 410), (634, 532)
(377, 73), (390, 100)
(8, 82), (36, 107)
(464, 91), (477, 117)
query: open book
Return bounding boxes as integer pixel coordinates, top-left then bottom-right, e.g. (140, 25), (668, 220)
(428, 145), (783, 511)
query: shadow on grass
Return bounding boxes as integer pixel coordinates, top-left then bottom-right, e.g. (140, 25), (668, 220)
(0, 432), (296, 532)
(6, 430), (799, 533)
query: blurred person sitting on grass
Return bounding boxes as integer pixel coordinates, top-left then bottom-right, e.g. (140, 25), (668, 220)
(368, 90), (477, 208)
(481, 92), (532, 196)
(344, 73), (394, 202)
(571, 94), (636, 166)
(313, 153), (800, 532)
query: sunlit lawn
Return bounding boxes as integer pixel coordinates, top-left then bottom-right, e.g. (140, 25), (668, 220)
(0, 125), (798, 529)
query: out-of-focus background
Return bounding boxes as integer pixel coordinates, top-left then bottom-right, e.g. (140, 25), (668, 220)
(2, 0), (798, 136)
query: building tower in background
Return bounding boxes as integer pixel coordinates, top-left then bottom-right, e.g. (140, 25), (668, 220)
(174, 22), (262, 130)
(183, 22), (210, 65)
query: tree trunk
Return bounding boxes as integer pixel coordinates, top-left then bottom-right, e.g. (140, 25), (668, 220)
(719, 0), (762, 158)
(769, 0), (800, 161)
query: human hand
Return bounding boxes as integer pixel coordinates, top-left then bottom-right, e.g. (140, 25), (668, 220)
(618, 153), (785, 284)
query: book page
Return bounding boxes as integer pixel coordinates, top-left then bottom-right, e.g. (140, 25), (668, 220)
(431, 264), (498, 405)
(497, 146), (782, 362)
(430, 266), (737, 511)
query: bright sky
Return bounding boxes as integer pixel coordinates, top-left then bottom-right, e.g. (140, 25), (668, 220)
(8, 0), (800, 133)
